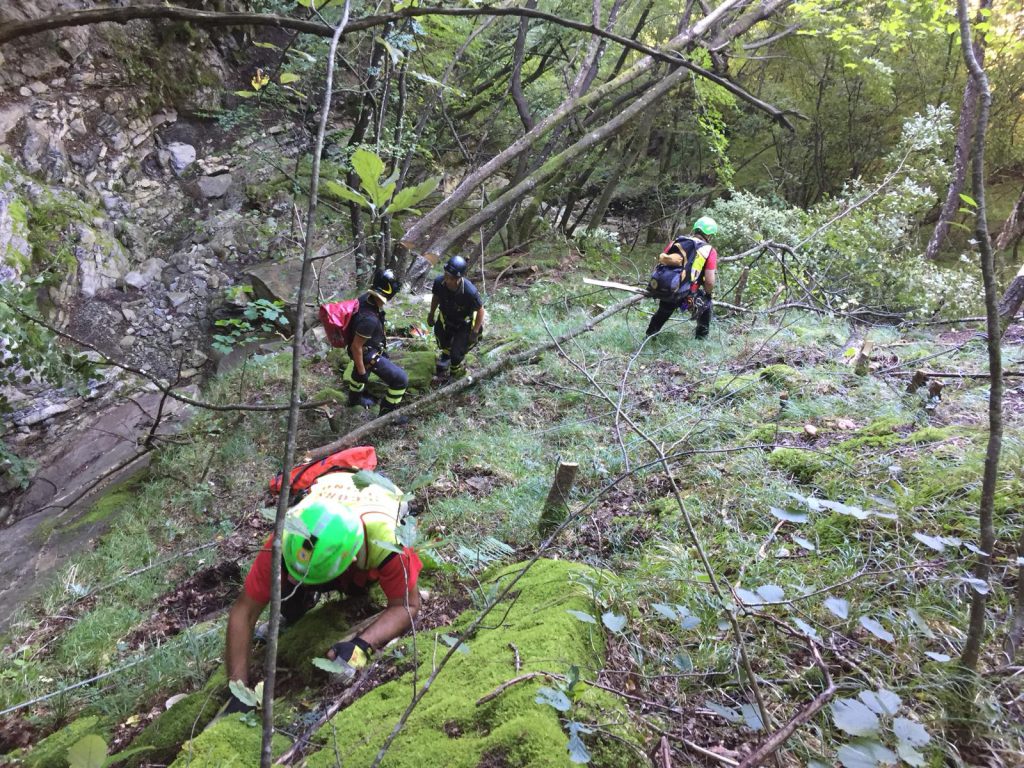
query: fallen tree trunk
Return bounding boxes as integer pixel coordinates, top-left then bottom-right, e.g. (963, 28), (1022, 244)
(303, 294), (645, 462)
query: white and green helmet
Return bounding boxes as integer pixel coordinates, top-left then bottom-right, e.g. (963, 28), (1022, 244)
(693, 216), (718, 237)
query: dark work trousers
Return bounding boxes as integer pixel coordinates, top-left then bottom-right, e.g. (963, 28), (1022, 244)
(343, 355), (408, 406)
(645, 295), (713, 339)
(434, 319), (472, 374)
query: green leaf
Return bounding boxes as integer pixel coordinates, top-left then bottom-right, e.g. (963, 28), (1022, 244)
(322, 180), (369, 207)
(440, 633), (469, 654)
(351, 469), (400, 496)
(770, 506), (808, 523)
(859, 688), (901, 716)
(66, 735), (108, 768)
(756, 584), (785, 602)
(351, 148), (386, 198)
(741, 703), (764, 731)
(896, 741), (926, 767)
(370, 181), (396, 211)
(252, 41), (280, 49)
(378, 36), (404, 66)
(567, 609), (597, 624)
(817, 499), (870, 519)
(792, 617), (819, 639)
(958, 193), (977, 208)
(567, 722), (592, 764)
(913, 532), (945, 551)
(925, 651), (951, 662)
(893, 717), (930, 748)
(735, 588), (762, 606)
(228, 680), (260, 707)
(652, 603), (678, 621)
(837, 739), (896, 768)
(706, 701), (742, 724)
(536, 686), (572, 712)
(385, 176), (440, 215)
(792, 535), (817, 551)
(279, 72), (301, 85)
(601, 611), (627, 633)
(859, 616), (894, 643)
(831, 698), (881, 736)
(233, 90), (257, 98)
(312, 657), (356, 677)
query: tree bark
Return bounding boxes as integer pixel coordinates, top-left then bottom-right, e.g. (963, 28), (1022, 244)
(538, 461), (580, 536)
(998, 262), (1024, 331)
(400, 0), (788, 258)
(260, 6), (352, 766)
(995, 186), (1024, 251)
(925, 0), (992, 261)
(955, 0), (1001, 681)
(587, 106), (655, 229)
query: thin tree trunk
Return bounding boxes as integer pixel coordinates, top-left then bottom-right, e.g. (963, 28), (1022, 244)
(538, 461), (579, 536)
(400, 0), (771, 254)
(998, 262), (1024, 331)
(925, 0), (991, 261)
(587, 106), (654, 229)
(261, 5), (351, 766)
(955, 0), (1001, 684)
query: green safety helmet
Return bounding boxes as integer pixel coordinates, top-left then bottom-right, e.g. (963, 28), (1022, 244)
(693, 216), (718, 237)
(282, 499), (364, 584)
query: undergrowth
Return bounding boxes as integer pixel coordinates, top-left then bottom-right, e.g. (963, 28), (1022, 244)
(2, 288), (1022, 766)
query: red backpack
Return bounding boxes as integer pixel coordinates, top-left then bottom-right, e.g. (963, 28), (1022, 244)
(319, 299), (361, 348)
(269, 445), (378, 498)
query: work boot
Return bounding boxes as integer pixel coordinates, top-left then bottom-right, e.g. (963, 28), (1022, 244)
(435, 358), (451, 378)
(378, 400), (408, 425)
(347, 389), (376, 409)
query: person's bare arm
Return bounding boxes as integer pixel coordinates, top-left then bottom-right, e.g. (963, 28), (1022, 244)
(427, 295), (439, 326)
(350, 334), (368, 376)
(328, 584), (421, 656)
(473, 306), (485, 334)
(225, 592), (266, 685)
(703, 269), (716, 294)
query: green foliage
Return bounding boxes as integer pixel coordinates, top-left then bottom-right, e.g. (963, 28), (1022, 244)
(211, 298), (286, 355)
(321, 147), (440, 216)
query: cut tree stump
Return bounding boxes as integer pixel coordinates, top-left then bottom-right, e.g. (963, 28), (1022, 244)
(538, 461), (579, 537)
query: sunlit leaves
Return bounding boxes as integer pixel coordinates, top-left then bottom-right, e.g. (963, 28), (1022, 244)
(859, 616), (895, 643)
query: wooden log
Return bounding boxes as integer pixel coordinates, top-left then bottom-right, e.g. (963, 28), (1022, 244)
(538, 460), (579, 536)
(582, 277), (646, 294)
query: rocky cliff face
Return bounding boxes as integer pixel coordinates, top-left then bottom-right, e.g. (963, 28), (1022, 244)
(0, 3), (331, 518)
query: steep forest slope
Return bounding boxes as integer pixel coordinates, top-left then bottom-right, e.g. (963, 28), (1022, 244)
(2, 1), (1024, 767)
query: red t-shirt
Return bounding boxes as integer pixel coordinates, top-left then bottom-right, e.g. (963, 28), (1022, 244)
(244, 533), (422, 604)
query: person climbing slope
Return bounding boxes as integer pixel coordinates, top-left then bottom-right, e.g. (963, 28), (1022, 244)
(427, 255), (485, 381)
(645, 216), (719, 340)
(222, 446), (421, 714)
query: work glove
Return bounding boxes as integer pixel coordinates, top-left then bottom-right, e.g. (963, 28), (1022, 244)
(224, 693), (255, 716)
(328, 636), (373, 670)
(469, 328), (482, 347)
(352, 368), (369, 384)
(427, 313), (435, 327)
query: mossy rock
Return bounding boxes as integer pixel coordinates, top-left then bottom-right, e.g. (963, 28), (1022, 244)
(711, 373), (760, 399)
(122, 670), (227, 767)
(304, 559), (638, 767)
(167, 713), (289, 768)
(275, 596), (357, 683)
(768, 447), (828, 484)
(22, 716), (109, 768)
(743, 423), (788, 444)
(758, 364), (799, 387)
(856, 417), (906, 437)
(905, 426), (957, 444)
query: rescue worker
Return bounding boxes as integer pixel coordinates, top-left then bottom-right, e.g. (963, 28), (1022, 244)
(645, 216), (718, 340)
(344, 268), (408, 418)
(223, 467), (422, 715)
(427, 255), (485, 380)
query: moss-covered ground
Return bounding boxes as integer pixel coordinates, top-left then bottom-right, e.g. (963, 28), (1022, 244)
(3, 282), (1023, 766)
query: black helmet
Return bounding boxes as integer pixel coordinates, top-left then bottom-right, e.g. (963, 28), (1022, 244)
(369, 268), (400, 303)
(444, 255), (468, 277)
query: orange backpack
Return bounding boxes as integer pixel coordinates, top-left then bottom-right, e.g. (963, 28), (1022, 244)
(269, 445), (378, 499)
